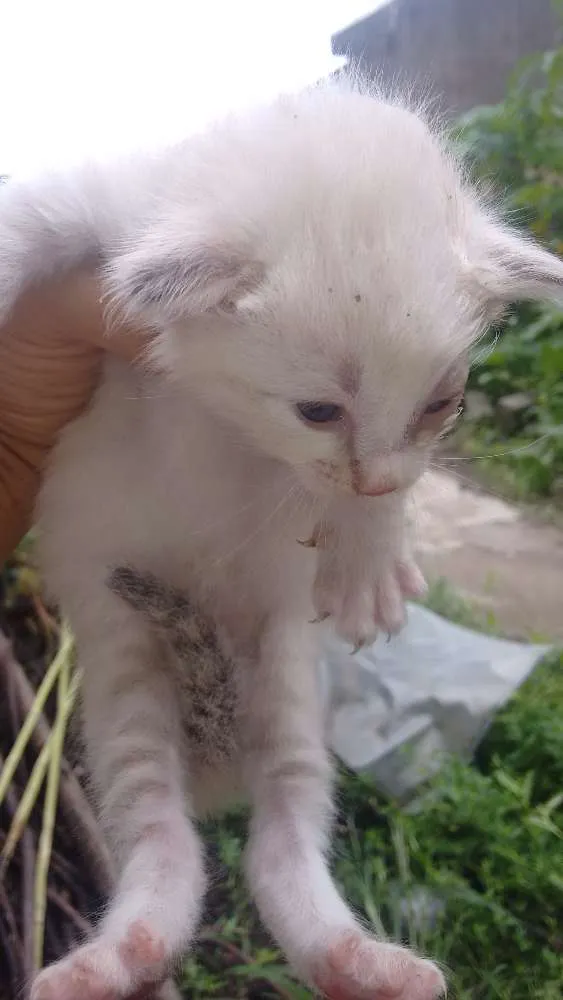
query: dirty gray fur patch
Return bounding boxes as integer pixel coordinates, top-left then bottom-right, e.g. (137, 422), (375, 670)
(107, 566), (238, 764)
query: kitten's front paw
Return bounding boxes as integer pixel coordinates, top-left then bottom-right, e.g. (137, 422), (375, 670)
(313, 547), (426, 649)
(313, 930), (445, 1000)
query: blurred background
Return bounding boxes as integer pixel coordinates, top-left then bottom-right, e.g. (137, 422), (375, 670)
(1, 2), (562, 998)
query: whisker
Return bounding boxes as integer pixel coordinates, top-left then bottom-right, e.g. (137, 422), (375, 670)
(438, 431), (553, 463)
(210, 482), (300, 569)
(291, 484), (324, 529)
(429, 461), (513, 506)
(191, 478), (293, 540)
(122, 392), (173, 401)
(470, 329), (500, 368)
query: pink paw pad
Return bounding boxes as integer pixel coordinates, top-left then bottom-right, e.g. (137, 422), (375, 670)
(118, 920), (166, 976)
(315, 931), (445, 1000)
(31, 955), (118, 1000)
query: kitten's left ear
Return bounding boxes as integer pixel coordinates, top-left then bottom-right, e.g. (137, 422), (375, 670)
(105, 222), (263, 325)
(468, 219), (563, 308)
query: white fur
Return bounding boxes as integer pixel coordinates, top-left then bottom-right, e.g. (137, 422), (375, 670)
(3, 74), (563, 1000)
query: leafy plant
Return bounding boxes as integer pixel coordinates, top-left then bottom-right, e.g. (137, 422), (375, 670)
(453, 15), (563, 498)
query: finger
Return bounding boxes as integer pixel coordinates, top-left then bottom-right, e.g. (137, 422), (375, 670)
(3, 269), (154, 364)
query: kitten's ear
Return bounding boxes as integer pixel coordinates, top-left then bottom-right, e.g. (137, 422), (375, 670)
(105, 225), (263, 325)
(469, 219), (563, 309)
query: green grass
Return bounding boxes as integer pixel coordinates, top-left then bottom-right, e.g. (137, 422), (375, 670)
(181, 583), (563, 999)
(422, 577), (501, 634)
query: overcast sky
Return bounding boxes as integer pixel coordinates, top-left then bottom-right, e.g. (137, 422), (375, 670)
(1, 1), (385, 178)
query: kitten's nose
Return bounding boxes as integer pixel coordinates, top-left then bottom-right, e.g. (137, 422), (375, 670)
(353, 458), (401, 497)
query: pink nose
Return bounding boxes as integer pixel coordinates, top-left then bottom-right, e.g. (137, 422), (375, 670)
(359, 481), (399, 497)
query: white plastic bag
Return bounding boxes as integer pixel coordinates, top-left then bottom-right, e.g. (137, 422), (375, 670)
(320, 603), (551, 800)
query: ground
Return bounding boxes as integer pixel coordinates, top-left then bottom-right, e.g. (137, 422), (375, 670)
(414, 470), (563, 642)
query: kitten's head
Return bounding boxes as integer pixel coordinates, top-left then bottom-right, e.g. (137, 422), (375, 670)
(106, 78), (563, 500)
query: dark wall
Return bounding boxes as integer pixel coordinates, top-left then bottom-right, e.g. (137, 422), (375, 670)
(332, 0), (560, 113)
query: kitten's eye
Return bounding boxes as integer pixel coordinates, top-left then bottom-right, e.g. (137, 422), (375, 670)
(424, 397), (454, 415)
(296, 402), (343, 425)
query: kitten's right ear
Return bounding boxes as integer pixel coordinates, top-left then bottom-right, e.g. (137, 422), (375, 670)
(105, 224), (263, 325)
(466, 217), (563, 313)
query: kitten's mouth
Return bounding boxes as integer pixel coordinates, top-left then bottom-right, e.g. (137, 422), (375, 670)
(358, 481), (399, 498)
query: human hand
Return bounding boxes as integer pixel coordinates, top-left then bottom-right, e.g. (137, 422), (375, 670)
(0, 270), (151, 563)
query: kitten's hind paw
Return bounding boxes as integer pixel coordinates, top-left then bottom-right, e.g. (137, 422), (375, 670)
(313, 931), (445, 1000)
(30, 921), (168, 1000)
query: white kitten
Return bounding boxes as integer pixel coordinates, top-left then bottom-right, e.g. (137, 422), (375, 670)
(2, 74), (563, 1000)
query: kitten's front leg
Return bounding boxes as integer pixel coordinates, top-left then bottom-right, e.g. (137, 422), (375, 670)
(242, 619), (444, 1000)
(30, 597), (205, 1000)
(311, 493), (426, 648)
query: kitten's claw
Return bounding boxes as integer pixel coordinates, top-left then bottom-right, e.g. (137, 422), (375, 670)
(310, 612), (331, 625)
(298, 536), (317, 548)
(350, 639), (367, 655)
(298, 521), (331, 550)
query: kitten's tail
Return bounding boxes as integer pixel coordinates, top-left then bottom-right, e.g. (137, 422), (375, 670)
(107, 566), (192, 630)
(107, 565), (222, 660)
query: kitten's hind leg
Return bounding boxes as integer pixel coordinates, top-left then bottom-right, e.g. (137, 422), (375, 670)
(31, 598), (206, 1000)
(242, 620), (445, 1000)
